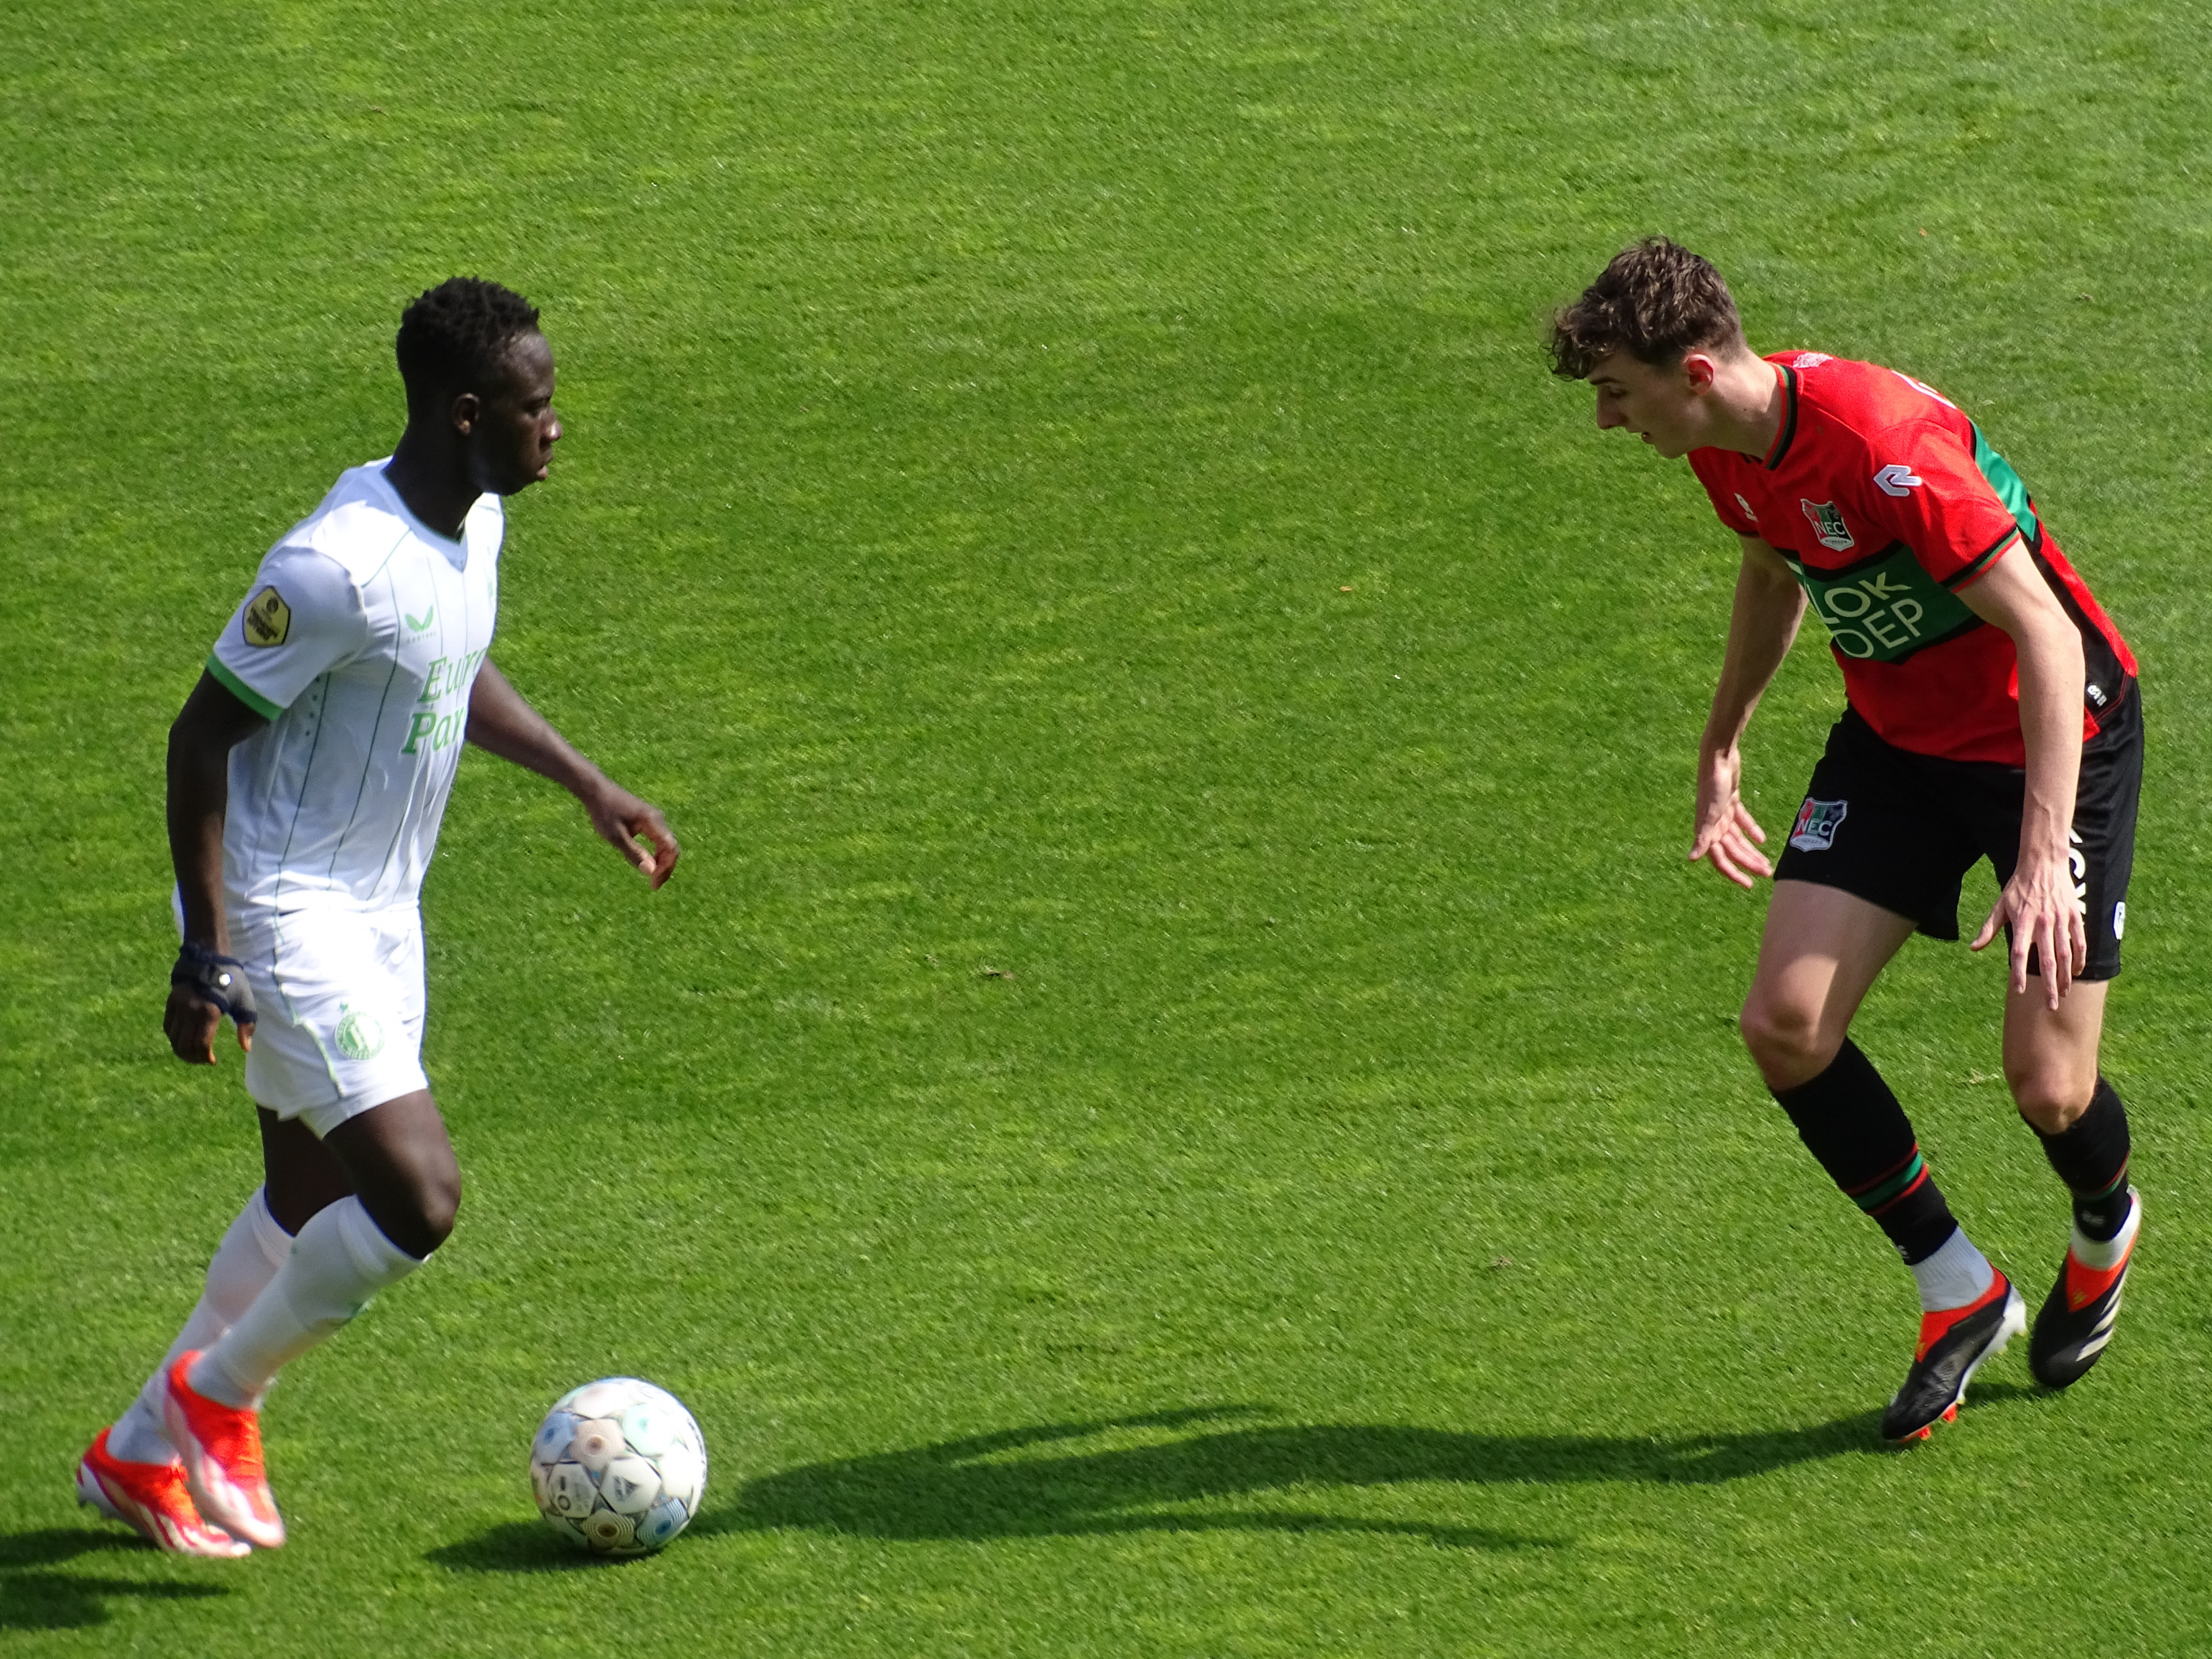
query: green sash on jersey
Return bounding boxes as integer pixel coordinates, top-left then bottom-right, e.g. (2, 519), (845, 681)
(1972, 424), (2039, 543)
(1783, 422), (2031, 664)
(1780, 543), (1980, 663)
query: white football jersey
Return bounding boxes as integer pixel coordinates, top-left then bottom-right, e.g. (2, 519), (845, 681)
(204, 459), (502, 918)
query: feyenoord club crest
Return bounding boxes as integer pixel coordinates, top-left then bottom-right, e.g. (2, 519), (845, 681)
(1789, 798), (1848, 852)
(1798, 499), (1854, 552)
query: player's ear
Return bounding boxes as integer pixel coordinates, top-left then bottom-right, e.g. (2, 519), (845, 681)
(1680, 350), (1718, 394)
(448, 390), (482, 437)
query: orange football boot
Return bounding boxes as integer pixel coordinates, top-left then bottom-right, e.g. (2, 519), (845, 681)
(76, 1426), (250, 1558)
(163, 1352), (286, 1549)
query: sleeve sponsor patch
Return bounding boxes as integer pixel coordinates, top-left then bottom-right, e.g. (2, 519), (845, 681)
(243, 586), (291, 646)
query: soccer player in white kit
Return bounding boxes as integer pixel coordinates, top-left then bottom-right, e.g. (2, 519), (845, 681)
(74, 278), (679, 1555)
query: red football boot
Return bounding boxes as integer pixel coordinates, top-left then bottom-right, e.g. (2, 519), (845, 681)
(76, 1426), (250, 1558)
(163, 1352), (286, 1549)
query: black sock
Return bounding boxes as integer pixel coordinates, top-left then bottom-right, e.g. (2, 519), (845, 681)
(2034, 1077), (2133, 1241)
(1772, 1039), (1958, 1264)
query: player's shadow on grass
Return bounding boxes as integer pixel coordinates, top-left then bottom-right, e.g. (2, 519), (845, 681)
(710, 1404), (1893, 1550)
(437, 1398), (2009, 1570)
(0, 1528), (231, 1632)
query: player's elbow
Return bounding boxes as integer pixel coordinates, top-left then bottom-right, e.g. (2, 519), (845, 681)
(2022, 615), (2085, 679)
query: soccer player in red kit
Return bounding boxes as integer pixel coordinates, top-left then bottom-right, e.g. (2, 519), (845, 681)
(1551, 240), (2143, 1442)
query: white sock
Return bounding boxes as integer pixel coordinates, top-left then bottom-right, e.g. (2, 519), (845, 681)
(187, 1196), (423, 1409)
(108, 1190), (293, 1465)
(2073, 1189), (2141, 1271)
(1911, 1225), (1995, 1313)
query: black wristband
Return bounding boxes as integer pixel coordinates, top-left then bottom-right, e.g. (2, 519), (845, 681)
(172, 941), (259, 1028)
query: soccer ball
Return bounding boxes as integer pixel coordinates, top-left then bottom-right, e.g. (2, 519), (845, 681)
(529, 1377), (707, 1556)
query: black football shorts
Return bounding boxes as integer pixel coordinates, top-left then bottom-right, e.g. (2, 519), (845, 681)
(1772, 684), (2142, 979)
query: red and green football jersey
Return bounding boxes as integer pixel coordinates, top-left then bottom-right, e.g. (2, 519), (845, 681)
(1688, 352), (2135, 765)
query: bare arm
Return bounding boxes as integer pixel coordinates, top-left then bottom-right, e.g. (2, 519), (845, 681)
(1955, 540), (2088, 1005)
(165, 672), (270, 1062)
(465, 658), (680, 888)
(1690, 533), (1809, 888)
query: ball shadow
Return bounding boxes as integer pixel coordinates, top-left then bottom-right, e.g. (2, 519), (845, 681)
(426, 1521), (649, 1575)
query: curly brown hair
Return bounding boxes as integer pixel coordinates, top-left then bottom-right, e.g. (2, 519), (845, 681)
(1548, 238), (1743, 380)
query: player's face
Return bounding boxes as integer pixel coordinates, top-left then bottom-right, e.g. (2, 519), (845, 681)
(1586, 350), (1702, 459)
(469, 331), (562, 495)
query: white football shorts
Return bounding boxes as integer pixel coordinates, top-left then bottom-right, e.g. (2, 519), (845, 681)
(179, 897), (431, 1137)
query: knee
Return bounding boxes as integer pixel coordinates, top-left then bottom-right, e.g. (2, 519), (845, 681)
(412, 1165), (461, 1255)
(373, 1157), (461, 1259)
(2010, 1067), (2093, 1136)
(1739, 993), (1840, 1090)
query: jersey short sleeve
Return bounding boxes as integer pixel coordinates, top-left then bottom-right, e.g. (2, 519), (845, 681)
(206, 544), (372, 719)
(1688, 451), (1762, 537)
(1853, 412), (2033, 592)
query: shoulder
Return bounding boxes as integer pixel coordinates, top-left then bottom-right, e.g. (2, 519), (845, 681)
(1790, 354), (1968, 456)
(243, 541), (370, 641)
(282, 461), (417, 587)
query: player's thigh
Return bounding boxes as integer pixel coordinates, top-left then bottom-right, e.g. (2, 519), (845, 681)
(1741, 881), (1918, 1081)
(2002, 978), (2108, 1132)
(259, 1107), (357, 1236)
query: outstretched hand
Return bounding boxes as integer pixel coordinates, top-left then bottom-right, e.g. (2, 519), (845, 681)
(1971, 847), (2085, 1007)
(1689, 744), (1772, 889)
(585, 783), (681, 888)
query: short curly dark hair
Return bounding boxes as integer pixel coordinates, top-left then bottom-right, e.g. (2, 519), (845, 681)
(1548, 238), (1742, 380)
(395, 277), (542, 407)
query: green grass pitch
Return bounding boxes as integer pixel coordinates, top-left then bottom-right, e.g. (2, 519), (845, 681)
(6, 1), (2212, 1652)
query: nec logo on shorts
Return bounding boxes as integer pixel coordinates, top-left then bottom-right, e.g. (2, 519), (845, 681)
(1790, 798), (1848, 851)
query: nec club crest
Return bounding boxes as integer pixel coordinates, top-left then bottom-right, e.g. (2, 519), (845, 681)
(1789, 798), (1848, 852)
(1799, 498), (1854, 551)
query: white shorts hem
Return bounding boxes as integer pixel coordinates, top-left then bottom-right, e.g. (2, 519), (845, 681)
(250, 1067), (432, 1139)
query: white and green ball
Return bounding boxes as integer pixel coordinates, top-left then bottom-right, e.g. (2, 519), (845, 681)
(529, 1377), (707, 1555)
